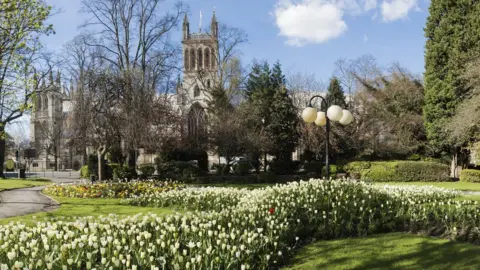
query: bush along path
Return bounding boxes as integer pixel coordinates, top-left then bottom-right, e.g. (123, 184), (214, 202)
(0, 186), (59, 219)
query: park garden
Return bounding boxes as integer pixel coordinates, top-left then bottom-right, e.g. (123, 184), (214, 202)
(2, 0), (480, 269)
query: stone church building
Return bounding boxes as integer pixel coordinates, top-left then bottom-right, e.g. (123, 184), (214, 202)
(29, 72), (84, 171)
(138, 11), (221, 168)
(30, 11), (222, 171)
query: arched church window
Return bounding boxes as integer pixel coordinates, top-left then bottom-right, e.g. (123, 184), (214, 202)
(194, 85), (200, 97)
(37, 94), (42, 111)
(207, 80), (211, 88)
(188, 103), (206, 141)
(204, 48), (210, 69)
(184, 49), (189, 70)
(190, 49), (195, 70)
(211, 49), (216, 69)
(198, 48), (203, 70)
(43, 95), (48, 110)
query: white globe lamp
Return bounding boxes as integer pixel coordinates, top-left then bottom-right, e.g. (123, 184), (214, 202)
(339, 110), (354, 125)
(314, 111), (327, 126)
(327, 105), (343, 122)
(302, 107), (317, 123)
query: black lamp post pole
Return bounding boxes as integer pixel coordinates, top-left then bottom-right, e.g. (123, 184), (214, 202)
(307, 95), (331, 179)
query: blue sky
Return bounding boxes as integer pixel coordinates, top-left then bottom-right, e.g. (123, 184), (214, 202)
(9, 0), (430, 139)
(42, 0), (429, 82)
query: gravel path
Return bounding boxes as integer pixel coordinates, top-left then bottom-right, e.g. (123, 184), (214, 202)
(0, 186), (59, 219)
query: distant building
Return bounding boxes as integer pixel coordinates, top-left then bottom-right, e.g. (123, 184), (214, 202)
(29, 71), (83, 171)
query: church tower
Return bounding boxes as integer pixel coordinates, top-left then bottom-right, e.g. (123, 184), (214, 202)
(180, 11), (219, 142)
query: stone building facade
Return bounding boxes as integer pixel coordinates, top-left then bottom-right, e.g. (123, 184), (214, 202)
(175, 12), (220, 167)
(29, 72), (83, 171)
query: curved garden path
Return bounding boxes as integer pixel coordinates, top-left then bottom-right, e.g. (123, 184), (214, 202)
(0, 171), (80, 219)
(0, 186), (59, 218)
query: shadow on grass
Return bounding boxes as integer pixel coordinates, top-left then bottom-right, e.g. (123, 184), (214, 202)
(285, 233), (480, 270)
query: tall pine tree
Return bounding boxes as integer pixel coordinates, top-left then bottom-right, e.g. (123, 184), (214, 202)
(326, 77), (346, 107)
(245, 61), (299, 166)
(424, 0), (480, 154)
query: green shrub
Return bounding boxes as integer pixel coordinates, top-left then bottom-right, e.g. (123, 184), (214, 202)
(362, 163), (397, 182)
(344, 160), (450, 182)
(156, 160), (202, 181)
(460, 169), (480, 183)
(268, 159), (301, 175)
(343, 161), (371, 177)
(80, 165), (89, 178)
(233, 160), (251, 176)
(395, 161), (450, 182)
(211, 163), (229, 175)
(87, 154), (98, 176)
(321, 165), (338, 178)
(303, 161), (323, 176)
(257, 171), (277, 183)
(113, 165), (138, 181)
(138, 164), (155, 179)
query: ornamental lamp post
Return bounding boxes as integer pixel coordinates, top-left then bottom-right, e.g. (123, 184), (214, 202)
(302, 95), (353, 179)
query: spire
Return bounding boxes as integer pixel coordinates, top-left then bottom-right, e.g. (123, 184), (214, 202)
(56, 70), (61, 85)
(199, 10), (203, 33)
(176, 74), (181, 94)
(69, 77), (74, 92)
(211, 9), (218, 38)
(49, 70), (53, 85)
(182, 13), (190, 40)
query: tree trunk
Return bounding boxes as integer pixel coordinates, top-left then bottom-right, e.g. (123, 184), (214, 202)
(54, 144), (58, 171)
(0, 126), (5, 178)
(451, 152), (458, 178)
(263, 152), (267, 172)
(98, 146), (108, 181)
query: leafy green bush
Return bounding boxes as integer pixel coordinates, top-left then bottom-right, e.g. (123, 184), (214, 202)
(87, 154), (98, 176)
(343, 161), (371, 178)
(362, 163), (397, 182)
(211, 163), (229, 175)
(138, 164), (155, 179)
(233, 160), (251, 176)
(303, 161), (323, 176)
(257, 171), (277, 183)
(460, 169), (480, 183)
(156, 160), (202, 181)
(395, 161), (450, 182)
(321, 165), (338, 178)
(80, 165), (89, 178)
(112, 165), (138, 181)
(344, 161), (450, 182)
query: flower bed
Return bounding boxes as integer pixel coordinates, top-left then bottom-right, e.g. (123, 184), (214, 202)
(0, 179), (475, 269)
(43, 180), (185, 199)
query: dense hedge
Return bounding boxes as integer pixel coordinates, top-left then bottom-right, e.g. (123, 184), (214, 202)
(156, 159), (203, 182)
(344, 161), (450, 182)
(138, 164), (155, 179)
(460, 169), (480, 183)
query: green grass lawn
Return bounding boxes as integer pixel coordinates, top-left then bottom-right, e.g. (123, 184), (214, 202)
(285, 233), (480, 270)
(375, 181), (480, 191)
(0, 178), (51, 191)
(0, 195), (177, 225)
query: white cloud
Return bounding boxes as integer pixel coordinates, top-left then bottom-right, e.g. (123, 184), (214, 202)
(364, 34), (368, 43)
(363, 0), (377, 11)
(381, 0), (418, 21)
(272, 0), (420, 46)
(273, 0), (348, 46)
